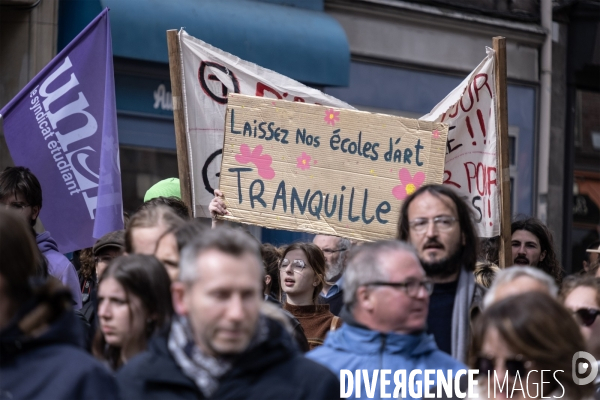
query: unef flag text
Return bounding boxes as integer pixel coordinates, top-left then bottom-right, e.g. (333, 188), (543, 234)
(0, 9), (123, 252)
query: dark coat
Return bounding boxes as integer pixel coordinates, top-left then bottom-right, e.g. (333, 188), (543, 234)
(264, 294), (310, 352)
(0, 292), (118, 400)
(319, 290), (344, 316)
(77, 273), (98, 350)
(116, 317), (340, 400)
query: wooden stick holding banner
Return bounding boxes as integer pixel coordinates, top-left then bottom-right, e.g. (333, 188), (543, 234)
(167, 29), (193, 217)
(493, 36), (512, 269)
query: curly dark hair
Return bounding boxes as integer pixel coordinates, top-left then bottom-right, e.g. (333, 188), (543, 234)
(78, 248), (95, 281)
(511, 217), (562, 284)
(478, 237), (499, 265)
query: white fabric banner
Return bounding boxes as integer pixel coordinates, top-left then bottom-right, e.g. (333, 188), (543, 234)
(178, 30), (354, 217)
(420, 48), (500, 237)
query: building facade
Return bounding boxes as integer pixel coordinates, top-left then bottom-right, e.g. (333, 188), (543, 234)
(1, 0), (598, 269)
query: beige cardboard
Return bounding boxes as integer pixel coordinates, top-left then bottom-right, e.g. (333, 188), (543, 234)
(219, 94), (448, 241)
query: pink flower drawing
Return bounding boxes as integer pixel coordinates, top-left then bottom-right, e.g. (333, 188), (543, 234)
(324, 108), (340, 126)
(296, 152), (312, 171)
(392, 169), (426, 200)
(235, 144), (275, 179)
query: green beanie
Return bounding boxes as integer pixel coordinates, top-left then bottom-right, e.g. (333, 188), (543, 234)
(144, 178), (181, 202)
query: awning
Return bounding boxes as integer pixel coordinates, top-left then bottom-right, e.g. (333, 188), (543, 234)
(58, 0), (350, 86)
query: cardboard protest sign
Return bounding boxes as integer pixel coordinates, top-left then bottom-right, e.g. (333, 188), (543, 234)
(420, 48), (499, 237)
(177, 30), (354, 218)
(218, 94), (448, 241)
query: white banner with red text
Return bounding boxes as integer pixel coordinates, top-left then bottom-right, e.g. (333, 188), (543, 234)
(178, 30), (354, 217)
(420, 48), (499, 237)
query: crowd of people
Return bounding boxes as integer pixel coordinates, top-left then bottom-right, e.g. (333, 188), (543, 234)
(1, 166), (599, 399)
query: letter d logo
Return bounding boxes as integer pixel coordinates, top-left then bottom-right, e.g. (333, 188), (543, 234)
(572, 351), (598, 385)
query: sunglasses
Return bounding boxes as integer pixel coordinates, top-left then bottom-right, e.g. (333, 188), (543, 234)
(573, 308), (600, 327)
(475, 355), (530, 377)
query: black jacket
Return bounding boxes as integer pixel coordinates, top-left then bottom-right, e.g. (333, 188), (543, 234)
(264, 294), (310, 352)
(0, 285), (118, 400)
(116, 317), (340, 400)
(77, 274), (98, 350)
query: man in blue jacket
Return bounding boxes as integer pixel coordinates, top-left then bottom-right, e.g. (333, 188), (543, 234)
(307, 240), (466, 400)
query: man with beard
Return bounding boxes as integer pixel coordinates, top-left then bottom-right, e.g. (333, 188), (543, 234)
(511, 217), (562, 284)
(313, 235), (351, 316)
(397, 184), (484, 363)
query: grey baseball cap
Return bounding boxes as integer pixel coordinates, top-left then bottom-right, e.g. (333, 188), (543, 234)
(93, 230), (125, 255)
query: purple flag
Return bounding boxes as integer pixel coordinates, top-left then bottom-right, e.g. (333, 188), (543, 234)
(0, 8), (123, 253)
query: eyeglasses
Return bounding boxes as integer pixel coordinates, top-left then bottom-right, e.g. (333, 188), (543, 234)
(365, 279), (434, 297)
(409, 216), (457, 233)
(279, 258), (307, 274)
(573, 308), (600, 327)
(1, 201), (30, 211)
(475, 355), (531, 377)
(321, 248), (347, 255)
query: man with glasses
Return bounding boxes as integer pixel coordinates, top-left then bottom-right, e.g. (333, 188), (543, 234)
(396, 184), (484, 363)
(0, 166), (82, 309)
(313, 234), (351, 315)
(307, 240), (465, 398)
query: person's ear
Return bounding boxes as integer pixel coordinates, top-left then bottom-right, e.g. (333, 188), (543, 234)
(171, 282), (189, 316)
(341, 249), (349, 266)
(356, 286), (376, 311)
(264, 275), (271, 286)
(540, 250), (546, 262)
(31, 205), (40, 222)
(313, 274), (322, 286)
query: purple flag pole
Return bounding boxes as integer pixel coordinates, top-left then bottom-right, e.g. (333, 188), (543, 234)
(0, 8), (124, 253)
